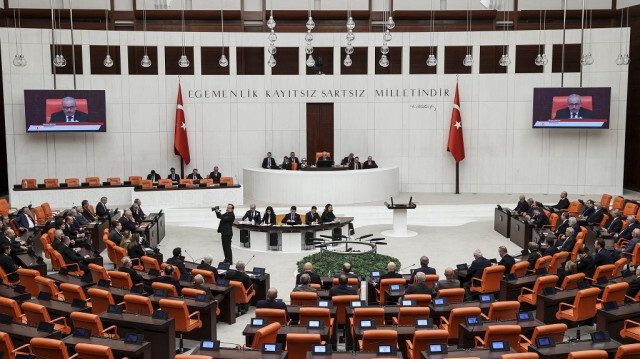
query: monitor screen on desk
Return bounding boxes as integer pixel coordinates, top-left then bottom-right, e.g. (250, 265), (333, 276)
(316, 160), (333, 167)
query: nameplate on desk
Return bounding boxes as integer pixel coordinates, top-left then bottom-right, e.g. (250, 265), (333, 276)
(401, 299), (416, 307)
(73, 327), (92, 338)
(195, 293), (208, 302)
(377, 344), (396, 356)
(465, 316), (483, 326)
(0, 314), (13, 324)
(505, 273), (518, 281)
(37, 292), (52, 301)
(14, 284), (25, 294)
(251, 318), (267, 327)
(479, 293), (495, 303)
(489, 340), (510, 352)
(200, 340), (220, 351)
(415, 318), (433, 328)
(358, 319), (375, 329)
(318, 300), (332, 308)
(427, 343), (448, 354)
(307, 320), (324, 329)
(152, 310), (169, 320)
(389, 284), (401, 291)
(350, 300), (365, 308)
(433, 298), (448, 306)
(37, 321), (55, 333)
(536, 336), (555, 348)
(125, 333), (145, 345)
(517, 311), (533, 322)
(591, 331), (611, 343)
(311, 344), (332, 355)
(262, 343), (282, 354)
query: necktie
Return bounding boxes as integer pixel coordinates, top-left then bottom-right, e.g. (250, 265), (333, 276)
(67, 116), (72, 122)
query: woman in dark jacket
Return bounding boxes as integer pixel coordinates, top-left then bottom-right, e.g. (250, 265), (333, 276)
(526, 243), (542, 270)
(321, 203), (336, 223)
(262, 206), (276, 225)
(127, 233), (145, 259)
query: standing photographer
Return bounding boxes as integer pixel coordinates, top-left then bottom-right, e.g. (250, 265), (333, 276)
(214, 204), (235, 264)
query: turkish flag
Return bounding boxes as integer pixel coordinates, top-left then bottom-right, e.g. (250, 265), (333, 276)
(447, 83), (465, 163)
(174, 84), (191, 165)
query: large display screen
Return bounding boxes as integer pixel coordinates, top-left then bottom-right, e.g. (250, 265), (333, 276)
(24, 90), (106, 133)
(532, 87), (611, 129)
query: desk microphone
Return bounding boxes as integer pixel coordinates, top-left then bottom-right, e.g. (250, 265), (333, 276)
(399, 264), (416, 273)
(184, 249), (196, 262)
(245, 255), (256, 267)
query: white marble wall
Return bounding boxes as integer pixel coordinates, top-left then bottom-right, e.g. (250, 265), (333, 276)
(0, 27), (629, 195)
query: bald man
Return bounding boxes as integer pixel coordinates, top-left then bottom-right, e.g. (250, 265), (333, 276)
(436, 267), (460, 291)
(256, 287), (289, 321)
(296, 262), (322, 285)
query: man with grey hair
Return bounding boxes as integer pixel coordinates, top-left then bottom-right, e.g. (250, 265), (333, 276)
(119, 210), (137, 232)
(50, 96), (89, 123)
(463, 249), (491, 299)
(118, 256), (143, 286)
(74, 206), (90, 225)
(608, 209), (623, 235)
(52, 229), (67, 250)
(616, 215), (637, 242)
(555, 94), (593, 119)
(405, 272), (433, 295)
(293, 273), (317, 293)
(436, 267), (460, 291)
(223, 261), (253, 292)
(559, 227), (577, 252)
(497, 246), (514, 274)
(411, 256), (436, 284)
(514, 195), (529, 214)
(193, 273), (222, 302)
(196, 255), (218, 280)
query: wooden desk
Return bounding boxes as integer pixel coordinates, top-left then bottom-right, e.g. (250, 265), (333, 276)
(47, 273), (95, 289)
(353, 325), (418, 355)
(536, 288), (581, 324)
(99, 311), (175, 359)
(530, 340), (621, 359)
(458, 318), (544, 348)
(0, 284), (31, 302)
(184, 261), (271, 303)
(63, 335), (152, 359)
(243, 325), (330, 346)
(143, 212), (165, 245)
(99, 286), (145, 303)
(499, 274), (540, 302)
(87, 220), (111, 253)
(510, 216), (532, 249)
(494, 208), (511, 238)
(308, 353), (402, 359)
(287, 305), (337, 324)
(596, 302), (640, 344)
(136, 221), (159, 248)
(193, 348), (287, 359)
(366, 275), (409, 305)
(429, 302), (491, 321)
(27, 298), (91, 323)
(0, 322), (62, 347)
(422, 348), (515, 359)
(585, 225), (613, 253)
(148, 294), (217, 341)
(15, 252), (47, 276)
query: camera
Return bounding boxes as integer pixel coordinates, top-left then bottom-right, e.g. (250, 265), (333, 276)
(211, 206), (220, 212)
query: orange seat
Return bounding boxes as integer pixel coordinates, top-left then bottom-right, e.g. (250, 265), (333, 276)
(474, 324), (521, 350)
(41, 202), (59, 219)
(549, 252), (570, 275)
(315, 152), (331, 163)
(0, 199), (17, 216)
(191, 268), (216, 283)
(567, 350), (608, 359)
(182, 288), (206, 299)
(142, 256), (162, 272)
(612, 197), (626, 211)
(299, 307), (335, 339)
(220, 177), (234, 186)
(350, 307), (385, 338)
(0, 264), (18, 286)
(566, 201), (583, 217)
(179, 179), (194, 187)
(158, 179), (174, 187)
(123, 294), (154, 315)
(30, 338), (76, 359)
(544, 213), (559, 232)
(510, 261), (529, 277)
(230, 280), (254, 315)
(518, 275), (559, 306)
(597, 282), (628, 309)
(104, 240), (118, 267)
(35, 276), (65, 301)
(152, 281), (179, 297)
(106, 177), (121, 185)
(599, 213), (610, 228)
(558, 273), (587, 290)
(614, 258), (628, 277)
(359, 329), (398, 352)
(0, 297), (27, 324)
(424, 274), (439, 287)
(60, 283), (91, 307)
(175, 356), (213, 359)
(331, 295), (360, 325)
(140, 180), (153, 189)
(332, 277), (360, 290)
(248, 322), (281, 349)
(600, 194), (613, 210)
(0, 330), (31, 359)
(586, 264), (616, 283)
(32, 207), (46, 224)
(290, 291), (318, 306)
(621, 319), (640, 341)
(470, 265), (505, 294)
(85, 177), (100, 186)
(113, 247), (143, 270)
(21, 179), (36, 189)
(529, 256), (552, 274)
(615, 343), (640, 359)
(556, 287), (601, 339)
(436, 288), (465, 303)
(570, 238), (585, 262)
(392, 306), (430, 325)
(17, 269), (40, 296)
(70, 312), (119, 338)
(256, 308), (290, 326)
(21, 302), (71, 335)
(290, 162), (299, 170)
(440, 307), (482, 339)
(501, 354), (544, 359)
(159, 298), (203, 353)
(160, 263), (181, 280)
(286, 333), (323, 359)
(128, 176), (142, 185)
(624, 202), (639, 216)
(65, 178), (80, 187)
(74, 342), (116, 359)
(44, 178), (59, 188)
(200, 178), (213, 186)
(87, 288), (117, 315)
(89, 264), (110, 284)
(627, 245), (640, 267)
(376, 278), (406, 304)
(405, 330), (450, 359)
(403, 294), (432, 307)
(517, 323), (568, 353)
(108, 271), (136, 290)
(51, 250), (84, 276)
(482, 301), (520, 321)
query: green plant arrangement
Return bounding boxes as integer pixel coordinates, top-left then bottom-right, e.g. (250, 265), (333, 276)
(296, 252), (401, 276)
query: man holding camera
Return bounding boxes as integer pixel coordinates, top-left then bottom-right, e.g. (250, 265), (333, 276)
(214, 204), (235, 264)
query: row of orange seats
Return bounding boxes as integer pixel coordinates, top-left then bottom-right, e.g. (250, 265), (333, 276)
(17, 175), (234, 189)
(0, 333), (126, 359)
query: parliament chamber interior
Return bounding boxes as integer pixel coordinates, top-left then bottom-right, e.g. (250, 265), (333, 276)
(2, 0), (640, 358)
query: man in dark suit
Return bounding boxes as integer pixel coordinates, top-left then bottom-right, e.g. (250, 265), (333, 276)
(498, 246), (515, 275)
(168, 168), (181, 182)
(59, 236), (90, 274)
(594, 239), (613, 267)
(576, 248), (595, 278)
(0, 244), (19, 283)
(283, 206), (302, 225)
(14, 208), (36, 235)
(305, 206), (320, 225)
(296, 262), (322, 285)
(554, 94), (593, 119)
(242, 204), (261, 224)
(626, 267), (640, 302)
(544, 237), (559, 256)
(463, 249), (492, 299)
(152, 265), (182, 296)
(378, 262), (403, 281)
(1, 228), (26, 253)
(118, 256), (143, 286)
(618, 229), (640, 260)
(559, 228), (577, 252)
(131, 199), (145, 223)
(410, 256), (436, 283)
(215, 204), (235, 264)
(580, 200), (595, 220)
(81, 200), (95, 222)
(289, 152), (300, 165)
(209, 166), (221, 184)
(587, 202), (604, 225)
(329, 274), (358, 298)
(551, 191), (570, 210)
(119, 210), (137, 232)
(608, 210), (623, 235)
(51, 229), (65, 251)
(108, 221), (123, 244)
(514, 195), (529, 214)
(223, 261), (253, 292)
(337, 262), (359, 278)
(349, 157), (362, 170)
(262, 152), (277, 169)
(318, 151), (332, 164)
(49, 97), (90, 123)
(341, 153), (354, 166)
(193, 274), (224, 302)
(529, 208), (550, 228)
(96, 197), (110, 218)
(146, 170), (161, 182)
(615, 216), (637, 248)
(256, 288), (290, 321)
(63, 216), (86, 242)
(167, 247), (188, 277)
(554, 212), (571, 237)
(405, 272), (433, 295)
(187, 169), (203, 180)
(293, 274), (317, 293)
(363, 156), (378, 169)
(525, 199), (537, 217)
(196, 255), (218, 281)
(436, 268), (460, 291)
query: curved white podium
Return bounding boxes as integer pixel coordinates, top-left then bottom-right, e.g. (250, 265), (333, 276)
(243, 167), (400, 205)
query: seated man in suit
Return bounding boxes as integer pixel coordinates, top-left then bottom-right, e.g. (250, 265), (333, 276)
(607, 209), (623, 235)
(131, 202), (145, 224)
(336, 262), (358, 278)
(527, 208), (550, 228)
(193, 274), (224, 302)
(119, 210), (138, 232)
(50, 97), (89, 123)
(81, 200), (96, 222)
(379, 262), (403, 281)
(497, 246), (515, 275)
(256, 287), (290, 322)
(555, 94), (593, 119)
(329, 274), (358, 298)
(196, 255), (218, 281)
(405, 272), (433, 295)
(209, 166), (221, 183)
(289, 152), (300, 165)
(616, 228), (640, 260)
(554, 212), (571, 237)
(296, 262), (322, 285)
(51, 229), (66, 251)
(318, 151), (332, 164)
(293, 273), (317, 293)
(63, 215), (86, 242)
(436, 268), (460, 291)
(187, 169), (203, 180)
(551, 191), (570, 210)
(14, 208), (36, 235)
(146, 170), (161, 182)
(616, 216), (638, 245)
(410, 256), (436, 283)
(59, 236), (90, 277)
(283, 206), (302, 225)
(0, 244), (19, 283)
(362, 156), (378, 169)
(95, 197), (110, 218)
(262, 152), (277, 169)
(242, 204), (261, 224)
(305, 206), (321, 225)
(626, 267), (640, 302)
(463, 249), (492, 299)
(1, 228), (26, 253)
(594, 239), (613, 267)
(576, 248), (595, 278)
(152, 265), (182, 296)
(580, 200), (596, 220)
(74, 207), (90, 226)
(524, 198), (537, 217)
(544, 237), (559, 256)
(341, 153), (355, 166)
(223, 261), (253, 292)
(514, 195), (529, 214)
(349, 156), (362, 170)
(586, 202), (604, 225)
(559, 227), (577, 252)
(118, 256), (143, 286)
(168, 168), (181, 183)
(166, 247), (188, 277)
(109, 221), (123, 245)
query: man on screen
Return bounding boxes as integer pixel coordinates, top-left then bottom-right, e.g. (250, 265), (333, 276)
(50, 97), (89, 123)
(555, 94), (593, 119)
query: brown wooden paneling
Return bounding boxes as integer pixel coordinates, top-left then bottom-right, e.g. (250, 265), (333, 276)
(165, 46), (195, 75)
(127, 46), (158, 75)
(341, 47), (368, 75)
(479, 45), (508, 74)
(201, 47), (230, 75)
(89, 45), (121, 75)
(444, 46), (471, 74)
(375, 47), (402, 75)
(0, 45), (6, 196)
(306, 103), (334, 165)
(271, 47), (299, 75)
(49, 45), (83, 75)
(409, 47), (438, 75)
(237, 47), (264, 75)
(306, 47), (333, 75)
(552, 44), (581, 73)
(624, 11), (640, 191)
(515, 45), (544, 74)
